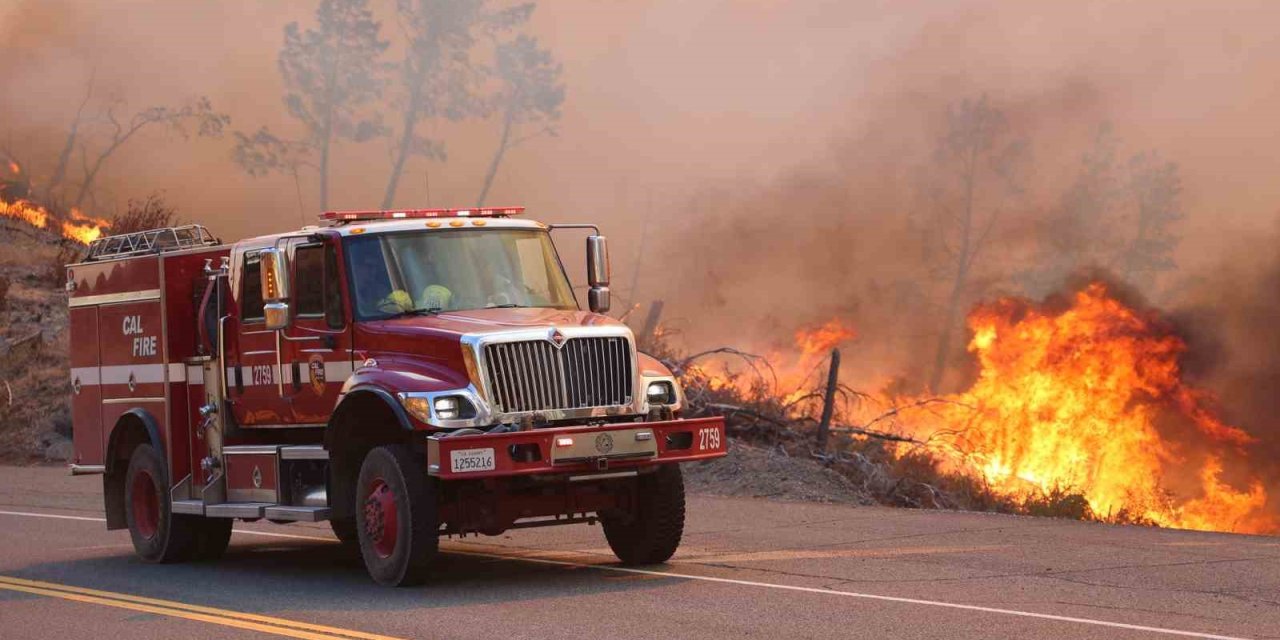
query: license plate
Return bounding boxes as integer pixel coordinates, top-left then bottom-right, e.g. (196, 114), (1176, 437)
(450, 447), (496, 473)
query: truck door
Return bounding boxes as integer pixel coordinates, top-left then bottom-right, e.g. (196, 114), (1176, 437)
(281, 238), (352, 423)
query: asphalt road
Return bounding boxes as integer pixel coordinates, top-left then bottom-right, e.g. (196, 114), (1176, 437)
(1, 465), (1278, 640)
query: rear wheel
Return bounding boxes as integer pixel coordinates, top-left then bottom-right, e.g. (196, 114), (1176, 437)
(355, 445), (438, 586)
(125, 444), (197, 563)
(192, 517), (234, 560)
(601, 464), (686, 565)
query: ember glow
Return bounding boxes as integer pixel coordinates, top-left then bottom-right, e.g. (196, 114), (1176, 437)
(916, 283), (1274, 534)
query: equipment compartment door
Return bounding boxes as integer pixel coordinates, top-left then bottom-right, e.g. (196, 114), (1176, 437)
(69, 306), (103, 465)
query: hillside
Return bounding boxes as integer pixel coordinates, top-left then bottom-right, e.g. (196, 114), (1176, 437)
(0, 219), (73, 462)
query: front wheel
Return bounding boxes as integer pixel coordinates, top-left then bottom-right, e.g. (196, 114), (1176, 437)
(601, 464), (686, 565)
(355, 445), (438, 586)
(124, 444), (197, 563)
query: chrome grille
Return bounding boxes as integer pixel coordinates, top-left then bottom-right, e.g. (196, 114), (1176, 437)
(483, 337), (633, 413)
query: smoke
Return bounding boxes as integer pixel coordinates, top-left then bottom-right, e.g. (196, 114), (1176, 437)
(2, 0), (1279, 374)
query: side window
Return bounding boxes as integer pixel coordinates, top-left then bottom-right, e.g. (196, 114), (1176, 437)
(241, 251), (264, 322)
(294, 244), (344, 329)
(294, 245), (324, 317)
(324, 243), (344, 328)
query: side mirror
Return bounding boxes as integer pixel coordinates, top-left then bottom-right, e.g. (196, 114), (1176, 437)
(259, 247), (291, 331)
(586, 235), (610, 313)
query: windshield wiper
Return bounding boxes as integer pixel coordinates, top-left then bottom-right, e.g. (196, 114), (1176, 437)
(390, 306), (443, 317)
(485, 303), (528, 309)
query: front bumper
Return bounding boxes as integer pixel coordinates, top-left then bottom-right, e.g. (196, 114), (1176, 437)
(425, 416), (727, 480)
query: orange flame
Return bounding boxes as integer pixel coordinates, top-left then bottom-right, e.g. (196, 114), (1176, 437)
(0, 198), (48, 228)
(7, 160), (19, 175)
(1, 196), (110, 245)
(915, 283), (1273, 534)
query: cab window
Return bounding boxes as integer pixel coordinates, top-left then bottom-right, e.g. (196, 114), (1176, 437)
(294, 243), (344, 329)
(241, 251), (264, 322)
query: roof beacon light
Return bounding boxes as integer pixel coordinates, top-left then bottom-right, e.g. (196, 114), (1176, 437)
(321, 207), (525, 223)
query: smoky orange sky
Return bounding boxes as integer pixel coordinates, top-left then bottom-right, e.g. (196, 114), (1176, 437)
(3, 0), (1279, 367)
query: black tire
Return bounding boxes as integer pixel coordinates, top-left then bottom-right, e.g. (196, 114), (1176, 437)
(355, 445), (438, 586)
(330, 516), (359, 547)
(192, 517), (234, 561)
(601, 464), (686, 565)
(124, 444), (197, 563)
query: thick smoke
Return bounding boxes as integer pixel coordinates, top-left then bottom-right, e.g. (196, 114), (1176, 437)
(2, 0), (1279, 390)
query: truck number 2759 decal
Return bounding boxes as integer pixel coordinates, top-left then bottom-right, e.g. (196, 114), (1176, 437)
(698, 427), (722, 451)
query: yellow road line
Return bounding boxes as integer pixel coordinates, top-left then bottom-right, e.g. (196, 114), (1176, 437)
(0, 576), (402, 640)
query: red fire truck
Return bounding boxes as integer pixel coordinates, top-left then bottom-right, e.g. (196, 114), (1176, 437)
(65, 207), (726, 586)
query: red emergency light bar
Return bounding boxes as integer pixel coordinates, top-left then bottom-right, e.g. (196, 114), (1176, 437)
(321, 206), (525, 222)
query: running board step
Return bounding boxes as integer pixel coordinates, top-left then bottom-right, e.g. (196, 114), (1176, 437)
(263, 506), (331, 522)
(205, 502), (274, 518)
(172, 499), (204, 515)
(186, 503), (331, 521)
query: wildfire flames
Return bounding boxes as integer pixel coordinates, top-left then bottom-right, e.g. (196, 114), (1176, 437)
(689, 319), (857, 402)
(697, 282), (1274, 535)
(915, 283), (1274, 534)
(1, 161), (109, 244)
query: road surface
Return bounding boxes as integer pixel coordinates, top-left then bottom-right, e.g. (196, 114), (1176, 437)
(1, 464), (1277, 639)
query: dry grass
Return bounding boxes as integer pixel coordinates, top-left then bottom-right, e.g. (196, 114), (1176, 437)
(0, 219), (71, 462)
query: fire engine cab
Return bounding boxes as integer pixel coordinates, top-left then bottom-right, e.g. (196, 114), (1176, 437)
(65, 208), (726, 586)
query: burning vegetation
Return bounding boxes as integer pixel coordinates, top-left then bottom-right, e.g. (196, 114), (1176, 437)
(668, 280), (1276, 535)
(0, 160), (111, 246)
(917, 282), (1273, 534)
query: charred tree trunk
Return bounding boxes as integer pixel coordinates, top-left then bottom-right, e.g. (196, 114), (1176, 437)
(816, 349), (841, 454)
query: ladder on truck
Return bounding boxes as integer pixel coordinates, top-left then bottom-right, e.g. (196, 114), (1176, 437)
(83, 225), (220, 262)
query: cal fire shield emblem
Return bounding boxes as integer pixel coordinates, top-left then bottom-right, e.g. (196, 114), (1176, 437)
(594, 432), (614, 454)
(309, 354), (326, 395)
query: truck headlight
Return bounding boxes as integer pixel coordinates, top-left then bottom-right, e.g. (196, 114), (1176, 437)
(402, 394), (476, 423)
(646, 381), (677, 405)
(434, 396), (462, 419)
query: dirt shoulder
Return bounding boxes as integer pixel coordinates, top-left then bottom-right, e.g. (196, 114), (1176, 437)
(684, 439), (875, 505)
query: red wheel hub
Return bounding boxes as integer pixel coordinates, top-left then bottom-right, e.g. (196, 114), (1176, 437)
(363, 478), (399, 558)
(130, 469), (159, 540)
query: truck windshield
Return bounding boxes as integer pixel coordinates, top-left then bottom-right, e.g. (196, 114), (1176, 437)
(344, 228), (577, 318)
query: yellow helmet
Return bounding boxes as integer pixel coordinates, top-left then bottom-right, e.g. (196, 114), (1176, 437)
(378, 289), (413, 313)
(419, 285), (452, 310)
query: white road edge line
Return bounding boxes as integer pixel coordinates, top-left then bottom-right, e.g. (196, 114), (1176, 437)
(0, 509), (1252, 640)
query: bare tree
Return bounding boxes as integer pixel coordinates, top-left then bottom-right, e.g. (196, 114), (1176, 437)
(381, 0), (532, 208)
(475, 33), (564, 206)
(236, 0), (388, 212)
(921, 96), (1028, 391)
(46, 72), (96, 202)
(73, 96), (228, 208)
(1019, 123), (1121, 297)
(1121, 152), (1182, 288)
